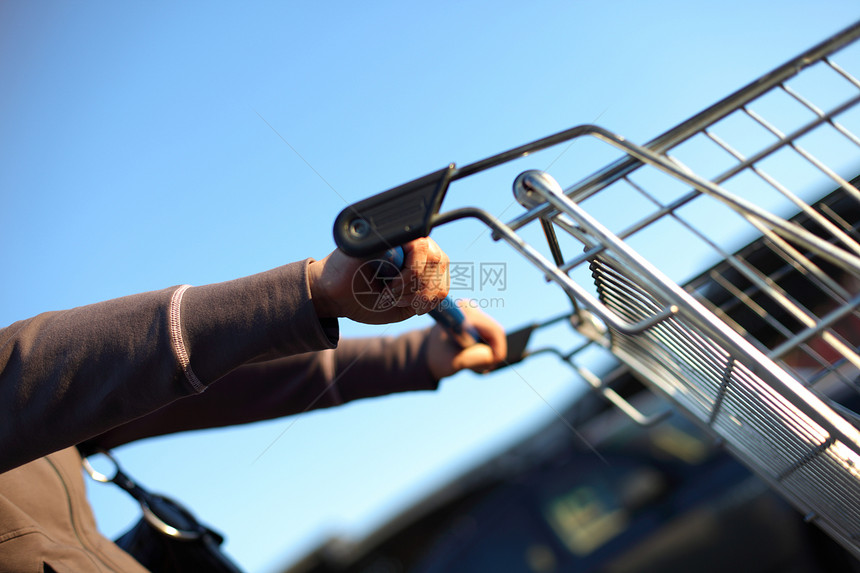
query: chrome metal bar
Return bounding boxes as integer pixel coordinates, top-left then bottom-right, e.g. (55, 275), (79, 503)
(780, 82), (860, 150)
(497, 124), (860, 277)
(500, 21), (860, 233)
(418, 22), (860, 557)
(434, 207), (678, 336)
(702, 118), (860, 256)
(742, 105), (860, 219)
(769, 291), (860, 359)
(698, 92), (860, 197)
(509, 165), (860, 453)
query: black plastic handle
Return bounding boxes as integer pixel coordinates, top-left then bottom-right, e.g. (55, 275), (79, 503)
(333, 164), (455, 257)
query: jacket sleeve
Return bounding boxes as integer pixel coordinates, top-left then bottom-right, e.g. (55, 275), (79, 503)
(79, 329), (439, 451)
(0, 259), (337, 474)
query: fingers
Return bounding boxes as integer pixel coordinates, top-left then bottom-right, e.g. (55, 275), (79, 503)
(425, 301), (507, 379)
(394, 238), (450, 315)
(451, 344), (496, 374)
(458, 303), (507, 369)
(310, 237), (455, 325)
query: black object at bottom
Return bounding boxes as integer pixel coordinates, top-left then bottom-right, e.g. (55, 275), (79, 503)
(114, 493), (243, 573)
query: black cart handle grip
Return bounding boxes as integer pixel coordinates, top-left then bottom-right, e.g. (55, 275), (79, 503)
(333, 164), (455, 257)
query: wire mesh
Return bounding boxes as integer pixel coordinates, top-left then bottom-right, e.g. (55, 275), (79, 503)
(486, 20), (860, 557)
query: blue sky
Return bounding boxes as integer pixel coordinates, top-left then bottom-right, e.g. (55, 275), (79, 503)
(2, 2), (859, 571)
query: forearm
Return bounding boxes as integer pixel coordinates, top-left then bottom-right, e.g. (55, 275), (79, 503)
(333, 330), (438, 402)
(0, 259), (337, 473)
(82, 330), (439, 451)
(80, 350), (341, 451)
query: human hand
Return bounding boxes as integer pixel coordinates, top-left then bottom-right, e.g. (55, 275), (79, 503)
(425, 301), (507, 379)
(308, 237), (450, 325)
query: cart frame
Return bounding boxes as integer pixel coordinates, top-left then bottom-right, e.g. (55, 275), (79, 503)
(335, 20), (860, 558)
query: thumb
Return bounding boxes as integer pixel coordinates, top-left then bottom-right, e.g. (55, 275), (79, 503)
(451, 343), (496, 374)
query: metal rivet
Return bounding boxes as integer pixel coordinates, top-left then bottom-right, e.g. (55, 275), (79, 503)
(349, 218), (370, 239)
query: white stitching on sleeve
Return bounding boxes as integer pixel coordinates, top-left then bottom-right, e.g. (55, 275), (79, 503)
(169, 285), (206, 393)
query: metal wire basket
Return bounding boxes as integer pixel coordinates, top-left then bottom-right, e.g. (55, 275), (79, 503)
(335, 21), (860, 558)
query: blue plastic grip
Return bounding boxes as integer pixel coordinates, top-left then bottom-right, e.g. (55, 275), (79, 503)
(379, 247), (481, 349)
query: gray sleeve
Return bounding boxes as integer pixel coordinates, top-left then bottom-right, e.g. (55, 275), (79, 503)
(79, 329), (439, 451)
(0, 259), (337, 473)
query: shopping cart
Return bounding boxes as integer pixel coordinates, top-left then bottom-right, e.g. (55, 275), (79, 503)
(334, 21), (860, 558)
